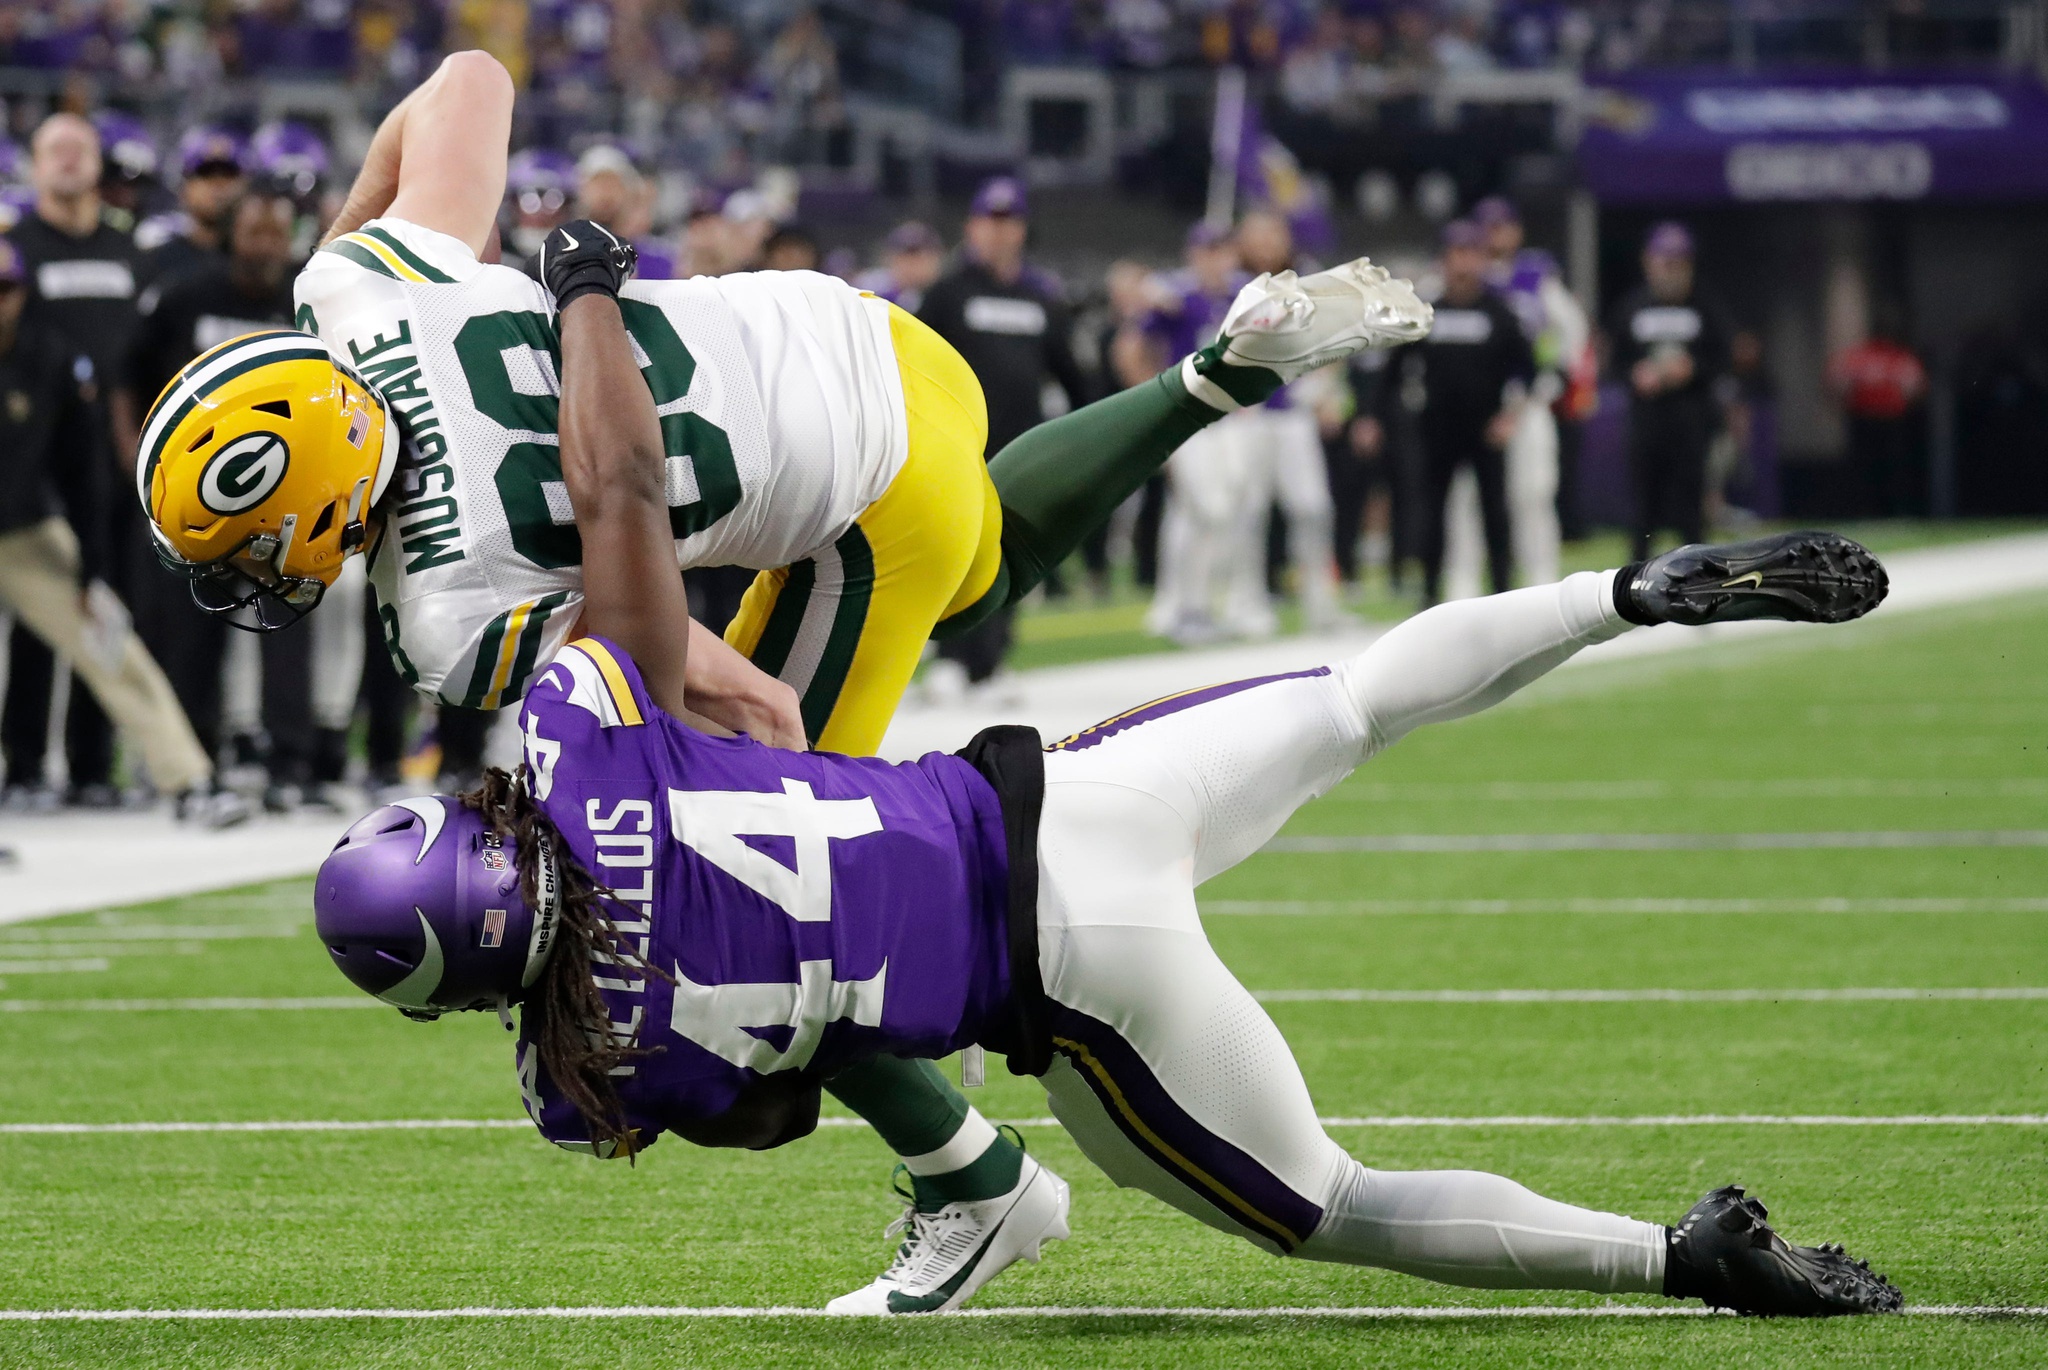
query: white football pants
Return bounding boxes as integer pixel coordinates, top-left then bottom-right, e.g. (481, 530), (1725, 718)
(1034, 571), (1666, 1291)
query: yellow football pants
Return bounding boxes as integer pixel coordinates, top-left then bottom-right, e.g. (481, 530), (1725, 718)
(724, 304), (1001, 755)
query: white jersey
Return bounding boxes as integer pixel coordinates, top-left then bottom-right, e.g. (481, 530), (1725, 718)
(293, 217), (907, 708)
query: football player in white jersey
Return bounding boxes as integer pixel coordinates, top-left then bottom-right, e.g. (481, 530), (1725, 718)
(134, 49), (1432, 1311)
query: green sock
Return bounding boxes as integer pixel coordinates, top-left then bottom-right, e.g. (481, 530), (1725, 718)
(823, 1056), (1023, 1210)
(825, 1055), (967, 1156)
(942, 346), (1279, 636)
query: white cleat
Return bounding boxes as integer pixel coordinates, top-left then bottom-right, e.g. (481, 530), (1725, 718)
(825, 1153), (1071, 1314)
(1211, 258), (1433, 385)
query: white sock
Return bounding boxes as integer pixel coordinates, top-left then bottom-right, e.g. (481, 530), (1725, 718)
(900, 1107), (999, 1177)
(1298, 1161), (1667, 1294)
(1179, 354), (1243, 414)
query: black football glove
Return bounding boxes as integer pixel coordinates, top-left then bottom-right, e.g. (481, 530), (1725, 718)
(538, 219), (637, 312)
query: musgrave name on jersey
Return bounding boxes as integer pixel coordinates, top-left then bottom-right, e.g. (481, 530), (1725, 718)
(348, 319), (465, 574)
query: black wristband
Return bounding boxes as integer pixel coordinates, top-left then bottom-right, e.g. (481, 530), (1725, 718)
(554, 278), (619, 312)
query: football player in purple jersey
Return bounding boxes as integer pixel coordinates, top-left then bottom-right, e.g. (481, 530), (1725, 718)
(315, 221), (1901, 1319)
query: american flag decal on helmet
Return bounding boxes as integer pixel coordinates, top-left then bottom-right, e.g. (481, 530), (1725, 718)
(480, 908), (506, 948)
(345, 406), (370, 449)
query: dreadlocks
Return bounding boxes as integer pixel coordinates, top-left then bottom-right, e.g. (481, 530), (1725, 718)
(462, 766), (671, 1158)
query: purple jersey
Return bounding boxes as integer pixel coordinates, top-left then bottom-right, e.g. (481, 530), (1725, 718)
(1142, 268), (1298, 410)
(512, 638), (1013, 1155)
(1139, 268), (1239, 363)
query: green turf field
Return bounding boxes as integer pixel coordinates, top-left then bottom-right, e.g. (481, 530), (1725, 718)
(4, 591), (2047, 1367)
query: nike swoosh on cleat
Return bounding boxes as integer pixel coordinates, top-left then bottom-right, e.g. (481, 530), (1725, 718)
(559, 231), (579, 250)
(1721, 572), (1764, 589)
(884, 1233), (998, 1314)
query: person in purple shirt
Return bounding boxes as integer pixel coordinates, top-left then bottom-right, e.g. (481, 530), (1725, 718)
(1139, 220), (1262, 641)
(854, 220), (945, 315)
(315, 216), (1901, 1320)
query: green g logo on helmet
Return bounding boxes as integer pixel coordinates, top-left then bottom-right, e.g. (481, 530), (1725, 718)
(196, 430), (292, 515)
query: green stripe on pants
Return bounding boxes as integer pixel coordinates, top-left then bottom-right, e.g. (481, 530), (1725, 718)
(747, 560), (815, 681)
(798, 526), (875, 743)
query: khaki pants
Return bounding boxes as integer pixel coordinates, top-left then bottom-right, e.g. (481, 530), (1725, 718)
(0, 517), (210, 794)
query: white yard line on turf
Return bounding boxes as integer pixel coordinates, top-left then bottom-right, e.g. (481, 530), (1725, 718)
(0, 925), (302, 943)
(1253, 987), (2048, 1003)
(1263, 830), (2048, 852)
(0, 1304), (2039, 1321)
(5, 1114), (2044, 1136)
(1203, 897), (2048, 915)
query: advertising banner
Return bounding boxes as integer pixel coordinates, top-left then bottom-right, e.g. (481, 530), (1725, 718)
(1578, 73), (2048, 204)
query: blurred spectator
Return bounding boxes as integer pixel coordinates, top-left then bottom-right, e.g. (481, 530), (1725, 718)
(134, 127), (247, 287)
(3, 112), (144, 808)
(450, 0), (532, 88)
(1374, 219), (1533, 605)
(857, 221), (945, 314)
(1142, 220), (1256, 641)
(719, 187), (776, 272)
(1829, 308), (1928, 518)
(1234, 208), (1347, 630)
(1202, 0), (1289, 68)
(1103, 0), (1176, 68)
(0, 234), (240, 824)
(1065, 258), (1157, 597)
(1004, 0), (1082, 63)
(917, 176), (1086, 692)
(575, 144), (674, 279)
(1432, 3), (1497, 71)
(1280, 7), (1356, 117)
(1335, 347), (1397, 586)
(759, 8), (844, 166)
(90, 110), (155, 225)
(762, 222), (820, 271)
(502, 146), (574, 264)
(680, 201), (737, 278)
(1477, 195), (1586, 586)
(1607, 222), (1731, 559)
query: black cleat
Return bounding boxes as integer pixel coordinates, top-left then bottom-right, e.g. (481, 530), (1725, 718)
(1619, 531), (1888, 627)
(1663, 1185), (1903, 1317)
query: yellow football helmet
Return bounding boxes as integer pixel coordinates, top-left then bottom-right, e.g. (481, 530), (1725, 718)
(139, 329), (399, 630)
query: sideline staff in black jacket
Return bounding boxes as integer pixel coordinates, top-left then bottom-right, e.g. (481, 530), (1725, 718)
(1607, 221), (1730, 559)
(917, 177), (1086, 683)
(1371, 219), (1533, 604)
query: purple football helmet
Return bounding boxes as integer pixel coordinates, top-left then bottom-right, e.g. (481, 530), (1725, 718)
(178, 125), (248, 179)
(250, 120), (330, 196)
(315, 797), (561, 1020)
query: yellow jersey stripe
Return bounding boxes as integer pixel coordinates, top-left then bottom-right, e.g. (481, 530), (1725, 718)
(340, 232), (430, 284)
(1053, 1035), (1302, 1250)
(483, 602), (534, 709)
(568, 638), (645, 727)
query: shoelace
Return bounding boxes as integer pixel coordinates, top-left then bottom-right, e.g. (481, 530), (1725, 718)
(876, 1126), (1034, 1281)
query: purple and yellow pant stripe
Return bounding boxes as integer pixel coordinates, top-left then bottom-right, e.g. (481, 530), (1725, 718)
(1048, 1001), (1325, 1253)
(1047, 667), (1333, 754)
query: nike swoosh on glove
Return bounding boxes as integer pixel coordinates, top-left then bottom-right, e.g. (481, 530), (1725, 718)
(539, 219), (638, 312)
